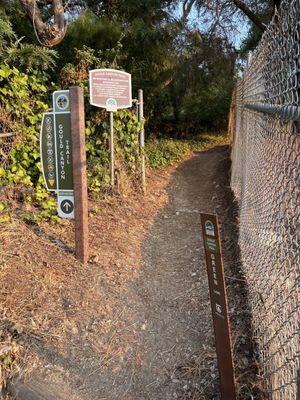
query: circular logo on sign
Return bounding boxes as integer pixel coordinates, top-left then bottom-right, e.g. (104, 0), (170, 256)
(56, 94), (69, 111)
(106, 98), (117, 111)
(205, 220), (215, 237)
(61, 199), (74, 214)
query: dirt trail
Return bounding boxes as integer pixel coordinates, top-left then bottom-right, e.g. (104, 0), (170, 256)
(102, 147), (221, 400)
(4, 146), (230, 400)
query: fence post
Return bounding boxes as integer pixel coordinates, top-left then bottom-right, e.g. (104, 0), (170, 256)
(138, 89), (146, 192)
(70, 86), (89, 264)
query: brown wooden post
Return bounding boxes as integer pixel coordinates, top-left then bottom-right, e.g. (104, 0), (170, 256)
(200, 213), (236, 400)
(70, 86), (89, 264)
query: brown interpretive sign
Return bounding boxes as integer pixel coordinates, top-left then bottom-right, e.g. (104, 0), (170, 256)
(89, 69), (132, 111)
(200, 213), (236, 400)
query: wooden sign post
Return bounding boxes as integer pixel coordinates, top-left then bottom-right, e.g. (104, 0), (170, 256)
(200, 213), (236, 400)
(70, 87), (89, 264)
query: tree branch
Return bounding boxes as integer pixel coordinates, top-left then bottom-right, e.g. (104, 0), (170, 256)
(273, 0), (281, 10)
(232, 0), (265, 31)
(182, 0), (196, 21)
(18, 0), (66, 46)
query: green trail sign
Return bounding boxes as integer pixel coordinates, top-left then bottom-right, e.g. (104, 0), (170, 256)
(40, 90), (73, 192)
(40, 86), (89, 262)
(55, 112), (73, 191)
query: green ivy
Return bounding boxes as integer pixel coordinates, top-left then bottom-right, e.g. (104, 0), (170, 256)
(145, 134), (229, 168)
(0, 64), (58, 220)
(86, 110), (142, 197)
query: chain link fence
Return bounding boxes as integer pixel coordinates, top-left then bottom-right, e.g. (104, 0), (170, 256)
(0, 108), (16, 170)
(230, 1), (299, 399)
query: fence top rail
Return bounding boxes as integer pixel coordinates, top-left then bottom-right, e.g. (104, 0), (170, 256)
(244, 103), (300, 121)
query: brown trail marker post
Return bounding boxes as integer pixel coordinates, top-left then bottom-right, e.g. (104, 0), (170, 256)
(70, 87), (89, 264)
(200, 213), (236, 400)
(138, 89), (146, 192)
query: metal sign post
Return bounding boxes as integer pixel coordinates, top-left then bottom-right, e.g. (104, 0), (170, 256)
(200, 213), (236, 400)
(138, 89), (146, 192)
(109, 111), (114, 187)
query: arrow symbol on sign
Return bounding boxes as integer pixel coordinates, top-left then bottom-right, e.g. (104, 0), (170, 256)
(64, 202), (71, 211)
(58, 197), (74, 218)
(49, 179), (55, 186)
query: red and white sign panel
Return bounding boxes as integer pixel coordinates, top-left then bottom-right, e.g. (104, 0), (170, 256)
(89, 69), (132, 111)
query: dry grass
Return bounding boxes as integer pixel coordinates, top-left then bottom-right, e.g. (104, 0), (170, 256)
(0, 163), (173, 395)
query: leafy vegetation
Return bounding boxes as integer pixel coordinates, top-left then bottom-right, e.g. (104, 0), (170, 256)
(146, 134), (229, 168)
